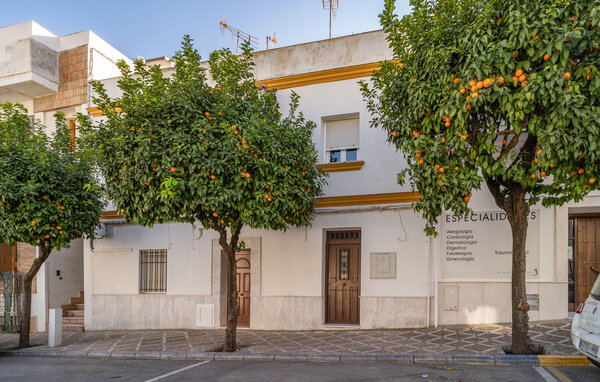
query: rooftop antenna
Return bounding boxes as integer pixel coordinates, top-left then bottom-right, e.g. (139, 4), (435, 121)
(219, 17), (258, 53)
(266, 32), (279, 50)
(322, 0), (339, 39)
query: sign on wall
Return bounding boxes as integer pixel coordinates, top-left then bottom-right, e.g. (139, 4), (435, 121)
(441, 210), (539, 280)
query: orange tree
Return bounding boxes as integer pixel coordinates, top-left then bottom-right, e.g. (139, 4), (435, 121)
(79, 37), (326, 352)
(362, 0), (600, 353)
(0, 104), (103, 348)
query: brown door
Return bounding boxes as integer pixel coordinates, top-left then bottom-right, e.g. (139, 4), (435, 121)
(326, 230), (360, 324)
(571, 216), (600, 310)
(236, 250), (251, 327)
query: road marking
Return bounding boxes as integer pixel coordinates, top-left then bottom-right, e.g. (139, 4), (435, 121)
(546, 367), (574, 382)
(538, 355), (590, 366)
(144, 361), (211, 382)
(533, 366), (559, 382)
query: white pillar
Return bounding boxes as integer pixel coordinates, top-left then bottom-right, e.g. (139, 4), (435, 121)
(48, 308), (62, 347)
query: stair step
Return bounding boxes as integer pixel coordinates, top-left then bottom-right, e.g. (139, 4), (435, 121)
(62, 324), (84, 332)
(62, 317), (84, 325)
(65, 310), (84, 317)
(70, 297), (84, 305)
(61, 304), (76, 313)
(75, 303), (84, 310)
(80, 291), (84, 298)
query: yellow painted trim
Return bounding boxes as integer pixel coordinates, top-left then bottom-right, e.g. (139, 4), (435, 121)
(317, 161), (364, 173)
(316, 192), (420, 208)
(86, 106), (122, 117)
(255, 60), (401, 90)
(100, 192), (419, 220)
(100, 210), (124, 220)
(537, 355), (591, 367)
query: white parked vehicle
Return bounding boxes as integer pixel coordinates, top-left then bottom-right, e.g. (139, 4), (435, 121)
(572, 274), (600, 367)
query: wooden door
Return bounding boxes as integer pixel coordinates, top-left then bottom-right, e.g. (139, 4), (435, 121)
(326, 231), (360, 324)
(573, 216), (600, 309)
(236, 250), (251, 327)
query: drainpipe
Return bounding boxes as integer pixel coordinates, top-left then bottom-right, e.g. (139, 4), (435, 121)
(426, 237), (430, 328)
(434, 224), (439, 328)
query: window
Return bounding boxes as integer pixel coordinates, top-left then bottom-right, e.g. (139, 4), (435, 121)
(139, 249), (167, 293)
(324, 117), (359, 163)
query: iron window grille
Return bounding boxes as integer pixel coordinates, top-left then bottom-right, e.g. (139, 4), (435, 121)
(139, 249), (167, 293)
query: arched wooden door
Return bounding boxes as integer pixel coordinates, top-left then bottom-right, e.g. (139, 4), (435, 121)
(236, 250), (251, 327)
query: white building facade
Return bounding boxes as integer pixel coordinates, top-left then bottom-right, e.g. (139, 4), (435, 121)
(2, 22), (598, 332)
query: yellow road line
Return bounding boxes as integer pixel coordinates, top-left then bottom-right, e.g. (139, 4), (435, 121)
(537, 355), (591, 367)
(547, 366), (573, 382)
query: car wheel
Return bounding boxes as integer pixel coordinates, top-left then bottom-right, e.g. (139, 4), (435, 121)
(588, 357), (600, 368)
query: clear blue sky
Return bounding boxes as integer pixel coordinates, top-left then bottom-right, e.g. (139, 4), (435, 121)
(0, 1), (411, 60)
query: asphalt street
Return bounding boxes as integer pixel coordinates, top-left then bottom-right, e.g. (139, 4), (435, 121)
(0, 357), (599, 381)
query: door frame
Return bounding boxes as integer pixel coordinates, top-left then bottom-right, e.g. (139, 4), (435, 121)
(324, 229), (361, 325)
(569, 214), (600, 311)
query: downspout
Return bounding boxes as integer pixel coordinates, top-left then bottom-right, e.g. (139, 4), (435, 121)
(434, 223), (439, 328)
(426, 237), (430, 328)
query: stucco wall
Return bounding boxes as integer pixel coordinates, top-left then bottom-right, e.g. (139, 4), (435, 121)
(46, 239), (84, 309)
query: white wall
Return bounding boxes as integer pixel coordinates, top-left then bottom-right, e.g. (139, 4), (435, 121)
(46, 239), (84, 309)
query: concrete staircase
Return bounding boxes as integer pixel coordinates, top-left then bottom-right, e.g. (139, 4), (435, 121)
(60, 291), (84, 332)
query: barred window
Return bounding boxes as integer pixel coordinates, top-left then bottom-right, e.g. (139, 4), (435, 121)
(139, 249), (167, 293)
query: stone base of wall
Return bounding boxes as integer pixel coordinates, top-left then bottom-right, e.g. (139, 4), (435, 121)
(360, 297), (428, 329)
(89, 294), (218, 330)
(250, 296), (322, 330)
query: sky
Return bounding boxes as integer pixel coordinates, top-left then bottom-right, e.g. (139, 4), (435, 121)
(0, 0), (411, 60)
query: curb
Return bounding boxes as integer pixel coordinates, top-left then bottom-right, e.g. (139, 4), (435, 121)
(0, 350), (591, 366)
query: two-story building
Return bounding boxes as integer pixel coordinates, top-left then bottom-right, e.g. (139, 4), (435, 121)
(2, 21), (598, 333)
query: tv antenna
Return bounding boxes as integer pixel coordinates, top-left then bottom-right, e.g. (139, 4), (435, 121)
(266, 32), (279, 50)
(322, 0), (339, 39)
(219, 17), (258, 53)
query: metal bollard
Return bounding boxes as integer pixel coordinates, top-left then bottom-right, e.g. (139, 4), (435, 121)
(48, 308), (62, 347)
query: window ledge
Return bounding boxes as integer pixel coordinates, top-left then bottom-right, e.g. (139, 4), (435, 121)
(317, 161), (364, 173)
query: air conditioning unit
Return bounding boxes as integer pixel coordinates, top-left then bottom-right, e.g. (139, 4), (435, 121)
(94, 223), (112, 239)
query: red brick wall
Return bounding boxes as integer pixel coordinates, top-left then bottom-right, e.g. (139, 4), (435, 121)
(16, 243), (37, 294)
(34, 44), (88, 113)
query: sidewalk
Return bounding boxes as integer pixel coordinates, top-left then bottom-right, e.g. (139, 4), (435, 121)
(0, 319), (584, 365)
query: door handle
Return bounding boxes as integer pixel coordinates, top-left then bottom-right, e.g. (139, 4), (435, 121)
(239, 293), (245, 297)
(591, 266), (600, 274)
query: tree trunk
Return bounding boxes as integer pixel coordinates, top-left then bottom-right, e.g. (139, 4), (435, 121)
(506, 194), (534, 354)
(223, 244), (239, 352)
(18, 243), (52, 349)
(216, 224), (242, 353)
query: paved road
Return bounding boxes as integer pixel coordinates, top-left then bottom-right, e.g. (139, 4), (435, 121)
(0, 357), (599, 381)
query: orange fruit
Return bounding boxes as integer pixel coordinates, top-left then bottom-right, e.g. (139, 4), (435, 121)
(453, 78), (461, 84)
(460, 88), (466, 94)
(521, 82), (527, 88)
(515, 69), (523, 77)
(590, 178), (596, 184)
(483, 79), (492, 88)
(466, 105), (471, 110)
(471, 85), (478, 93)
(587, 74), (591, 80)
(213, 212), (218, 217)
(513, 51), (519, 58)
(565, 72), (571, 80)
(469, 80), (477, 87)
(56, 226), (62, 230)
(392, 131), (398, 137)
(418, 159), (424, 165)
(476, 81), (484, 89)
(541, 171), (546, 177)
(537, 149), (542, 155)
(120, 209), (125, 213)
(518, 74), (526, 82)
(578, 168), (584, 174)
(45, 235), (50, 239)
(531, 174), (536, 179)
(445, 122), (451, 127)
(211, 175), (216, 180)
(461, 135), (467, 140)
(145, 181), (150, 186)
(533, 35), (539, 41)
(464, 196), (470, 202)
(171, 167), (177, 172)
(472, 92), (479, 98)
(439, 168), (445, 173)
(442, 138), (446, 143)
(245, 173), (251, 178)
(502, 139), (507, 145)
(31, 221), (36, 226)
(455, 166), (459, 170)
(544, 53), (551, 61)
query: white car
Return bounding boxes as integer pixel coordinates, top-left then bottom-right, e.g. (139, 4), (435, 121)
(572, 274), (600, 367)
